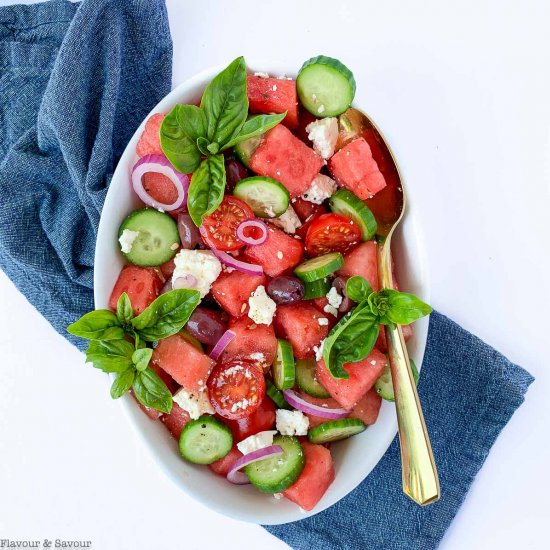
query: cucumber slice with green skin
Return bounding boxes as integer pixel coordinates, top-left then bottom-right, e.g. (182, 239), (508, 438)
(296, 358), (331, 398)
(297, 55), (356, 118)
(273, 339), (295, 390)
(234, 134), (264, 167)
(303, 277), (331, 300)
(294, 252), (344, 283)
(233, 176), (290, 218)
(179, 415), (233, 465)
(329, 189), (377, 241)
(375, 359), (419, 402)
(118, 208), (180, 267)
(308, 418), (366, 444)
(244, 435), (304, 493)
(266, 379), (291, 409)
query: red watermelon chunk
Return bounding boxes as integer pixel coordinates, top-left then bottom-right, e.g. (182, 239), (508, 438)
(337, 241), (379, 292)
(136, 113), (165, 157)
(282, 442), (335, 511)
(243, 226), (304, 277)
(151, 332), (215, 392)
(209, 445), (243, 477)
(249, 125), (323, 198)
(247, 76), (298, 129)
(220, 316), (278, 366)
(299, 393), (343, 428)
(274, 303), (329, 359)
(328, 137), (387, 199)
(108, 265), (163, 315)
(316, 349), (388, 409)
(161, 402), (191, 440)
(349, 388), (382, 425)
(211, 270), (267, 318)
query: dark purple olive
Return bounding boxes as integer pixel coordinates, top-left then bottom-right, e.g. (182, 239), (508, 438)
(332, 276), (353, 313)
(178, 212), (203, 249)
(185, 307), (227, 346)
(225, 159), (248, 193)
(267, 276), (305, 304)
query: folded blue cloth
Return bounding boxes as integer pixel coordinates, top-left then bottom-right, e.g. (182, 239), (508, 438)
(0, 2), (534, 549)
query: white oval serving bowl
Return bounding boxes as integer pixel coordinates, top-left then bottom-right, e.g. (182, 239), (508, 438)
(94, 60), (430, 525)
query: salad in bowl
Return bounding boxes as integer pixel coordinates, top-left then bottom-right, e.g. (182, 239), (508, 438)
(69, 56), (431, 520)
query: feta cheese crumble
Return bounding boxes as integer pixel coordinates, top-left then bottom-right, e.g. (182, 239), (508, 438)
(269, 206), (302, 234)
(172, 250), (222, 298)
(318, 317), (329, 326)
(173, 388), (214, 420)
(254, 71), (270, 78)
(273, 493), (283, 500)
(237, 430), (277, 455)
(301, 174), (337, 205)
(276, 409), (309, 436)
(118, 229), (139, 254)
(249, 352), (266, 363)
(313, 339), (326, 361)
(306, 117), (338, 159)
(325, 286), (343, 317)
(248, 285), (277, 325)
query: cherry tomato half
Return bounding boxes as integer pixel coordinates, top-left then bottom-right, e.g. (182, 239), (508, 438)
(224, 397), (276, 442)
(201, 196), (254, 251)
(305, 213), (361, 256)
(207, 360), (266, 420)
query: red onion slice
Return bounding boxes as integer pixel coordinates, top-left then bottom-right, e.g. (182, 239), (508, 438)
(226, 445), (284, 485)
(236, 219), (268, 246)
(282, 389), (349, 419)
(209, 329), (236, 361)
(132, 154), (189, 211)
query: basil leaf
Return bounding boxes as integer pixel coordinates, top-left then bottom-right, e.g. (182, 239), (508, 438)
(223, 113), (286, 150)
(201, 56), (248, 147)
(187, 154), (226, 226)
(197, 136), (210, 155)
(110, 368), (136, 399)
(133, 367), (173, 414)
(345, 276), (373, 303)
(85, 340), (135, 373)
(382, 289), (433, 325)
(67, 310), (124, 341)
(116, 292), (133, 326)
(132, 348), (153, 372)
(131, 288), (201, 341)
(323, 303), (380, 379)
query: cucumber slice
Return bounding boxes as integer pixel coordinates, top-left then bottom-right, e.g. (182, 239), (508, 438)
(233, 176), (290, 218)
(273, 339), (295, 390)
(234, 134), (264, 167)
(296, 358), (331, 398)
(266, 379), (291, 409)
(294, 252), (344, 283)
(244, 435), (304, 493)
(118, 208), (180, 267)
(297, 56), (356, 118)
(374, 359), (419, 402)
(303, 277), (331, 300)
(308, 418), (366, 444)
(179, 415), (233, 465)
(329, 189), (377, 241)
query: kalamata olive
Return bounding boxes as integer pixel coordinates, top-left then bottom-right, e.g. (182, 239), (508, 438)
(225, 159), (248, 193)
(185, 307), (227, 346)
(266, 276), (305, 304)
(333, 276), (353, 312)
(178, 212), (203, 249)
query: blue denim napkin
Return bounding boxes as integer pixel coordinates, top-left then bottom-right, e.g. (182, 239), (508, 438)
(0, 2), (534, 549)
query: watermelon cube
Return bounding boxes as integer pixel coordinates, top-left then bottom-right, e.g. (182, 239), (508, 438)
(136, 113), (165, 157)
(161, 402), (191, 440)
(299, 393), (343, 428)
(211, 270), (267, 318)
(328, 137), (387, 199)
(282, 442), (335, 511)
(151, 332), (215, 392)
(109, 265), (163, 315)
(243, 226), (304, 277)
(249, 125), (323, 198)
(316, 349), (388, 409)
(208, 445), (243, 477)
(247, 76), (298, 129)
(349, 388), (382, 425)
(337, 241), (379, 292)
(274, 303), (329, 359)
(220, 316), (278, 366)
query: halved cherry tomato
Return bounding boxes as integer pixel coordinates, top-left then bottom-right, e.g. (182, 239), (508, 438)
(201, 196), (254, 251)
(223, 397), (276, 442)
(207, 360), (266, 420)
(305, 213), (361, 256)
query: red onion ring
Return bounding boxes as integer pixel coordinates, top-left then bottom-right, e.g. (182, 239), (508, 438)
(236, 219), (268, 246)
(226, 445), (284, 485)
(282, 389), (349, 419)
(209, 329), (236, 361)
(132, 154), (189, 211)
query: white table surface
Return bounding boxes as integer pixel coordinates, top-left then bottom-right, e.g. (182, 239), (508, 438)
(1, 0), (549, 548)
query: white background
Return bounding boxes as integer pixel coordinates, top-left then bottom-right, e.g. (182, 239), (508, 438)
(1, 0), (549, 549)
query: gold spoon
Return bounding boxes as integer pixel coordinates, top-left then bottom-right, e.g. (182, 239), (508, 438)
(338, 109), (440, 505)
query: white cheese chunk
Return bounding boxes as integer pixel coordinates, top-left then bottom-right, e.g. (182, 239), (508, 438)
(306, 117), (338, 159)
(248, 285), (277, 325)
(237, 430), (278, 455)
(318, 317), (329, 326)
(254, 71), (270, 78)
(172, 250), (222, 298)
(118, 229), (139, 254)
(313, 339), (326, 362)
(173, 388), (214, 420)
(276, 409), (309, 436)
(301, 174), (337, 205)
(326, 287), (343, 309)
(269, 206), (302, 234)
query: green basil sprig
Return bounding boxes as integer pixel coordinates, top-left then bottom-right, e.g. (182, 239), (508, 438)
(323, 276), (432, 379)
(159, 56), (286, 226)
